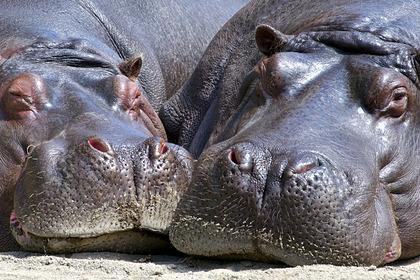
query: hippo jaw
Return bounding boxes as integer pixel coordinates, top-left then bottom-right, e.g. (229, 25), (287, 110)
(169, 27), (420, 266)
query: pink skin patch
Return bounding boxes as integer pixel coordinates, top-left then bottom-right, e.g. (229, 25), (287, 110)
(383, 237), (402, 264)
(384, 250), (399, 263)
(10, 210), (25, 237)
(10, 210), (18, 225)
(10, 210), (32, 241)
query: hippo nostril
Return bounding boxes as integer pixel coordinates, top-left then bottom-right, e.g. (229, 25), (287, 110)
(88, 138), (110, 153)
(228, 150), (239, 165)
(294, 161), (318, 174)
(228, 147), (253, 171)
(148, 138), (169, 159)
(160, 142), (169, 155)
(288, 153), (321, 175)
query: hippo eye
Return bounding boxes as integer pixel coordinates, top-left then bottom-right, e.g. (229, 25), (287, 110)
(0, 73), (47, 121)
(7, 88), (34, 106)
(2, 89), (35, 120)
(380, 87), (408, 118)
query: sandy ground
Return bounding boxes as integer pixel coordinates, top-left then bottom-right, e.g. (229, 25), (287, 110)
(0, 252), (418, 280)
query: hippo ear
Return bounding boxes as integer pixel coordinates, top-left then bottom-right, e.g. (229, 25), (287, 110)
(255, 24), (292, 56)
(119, 55), (143, 81)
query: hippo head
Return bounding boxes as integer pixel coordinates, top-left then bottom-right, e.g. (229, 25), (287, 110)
(170, 25), (420, 265)
(0, 39), (192, 252)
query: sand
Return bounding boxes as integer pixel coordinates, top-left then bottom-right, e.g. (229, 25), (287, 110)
(0, 252), (418, 280)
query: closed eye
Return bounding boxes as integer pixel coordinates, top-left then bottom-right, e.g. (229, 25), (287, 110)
(379, 87), (408, 118)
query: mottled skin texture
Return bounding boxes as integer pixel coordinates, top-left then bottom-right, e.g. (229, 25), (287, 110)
(0, 0), (247, 252)
(161, 0), (420, 266)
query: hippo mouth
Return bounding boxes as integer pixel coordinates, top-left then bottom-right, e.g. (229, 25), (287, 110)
(10, 210), (173, 253)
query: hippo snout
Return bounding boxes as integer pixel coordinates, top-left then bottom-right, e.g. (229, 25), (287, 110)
(84, 136), (180, 176)
(12, 132), (193, 253)
(227, 143), (325, 176)
(170, 142), (401, 266)
(221, 143), (336, 211)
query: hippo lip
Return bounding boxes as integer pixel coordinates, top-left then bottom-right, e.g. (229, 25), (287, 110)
(10, 210), (173, 253)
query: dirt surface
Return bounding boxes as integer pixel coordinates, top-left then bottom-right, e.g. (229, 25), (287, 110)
(0, 252), (418, 280)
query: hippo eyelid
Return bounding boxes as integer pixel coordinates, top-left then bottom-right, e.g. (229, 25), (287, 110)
(378, 87), (408, 118)
(17, 94), (34, 105)
(391, 87), (407, 100)
(8, 89), (23, 96)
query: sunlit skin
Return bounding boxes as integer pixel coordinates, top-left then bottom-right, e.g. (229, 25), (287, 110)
(162, 0), (420, 266)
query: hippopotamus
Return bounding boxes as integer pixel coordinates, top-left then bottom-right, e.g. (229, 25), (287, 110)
(161, 0), (420, 266)
(0, 0), (248, 252)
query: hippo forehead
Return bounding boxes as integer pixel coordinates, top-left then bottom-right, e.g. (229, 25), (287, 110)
(221, 27), (420, 152)
(275, 30), (419, 84)
(219, 53), (417, 154)
(1, 41), (119, 90)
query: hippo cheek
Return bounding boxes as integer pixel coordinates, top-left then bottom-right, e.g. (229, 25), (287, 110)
(169, 143), (273, 260)
(131, 139), (194, 233)
(256, 163), (401, 266)
(11, 136), (193, 253)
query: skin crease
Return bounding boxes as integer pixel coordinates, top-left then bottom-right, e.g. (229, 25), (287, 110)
(0, 0), (248, 253)
(162, 0), (420, 266)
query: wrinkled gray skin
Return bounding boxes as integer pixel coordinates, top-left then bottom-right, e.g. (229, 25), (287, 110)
(0, 0), (247, 253)
(162, 0), (420, 266)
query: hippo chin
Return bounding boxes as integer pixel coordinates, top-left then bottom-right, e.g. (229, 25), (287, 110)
(0, 0), (248, 253)
(162, 0), (420, 266)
